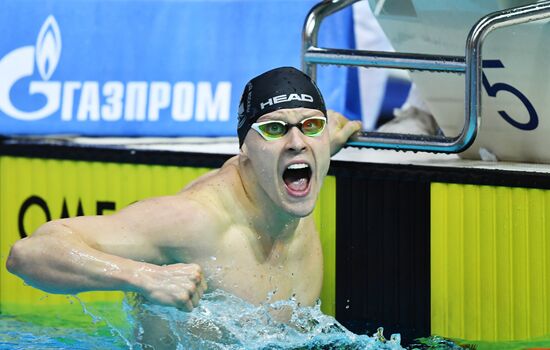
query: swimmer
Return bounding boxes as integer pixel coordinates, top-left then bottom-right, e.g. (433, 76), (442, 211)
(6, 67), (361, 348)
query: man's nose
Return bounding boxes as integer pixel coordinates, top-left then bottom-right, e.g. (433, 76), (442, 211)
(285, 126), (307, 153)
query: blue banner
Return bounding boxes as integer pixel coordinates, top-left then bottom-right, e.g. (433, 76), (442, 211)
(0, 0), (353, 137)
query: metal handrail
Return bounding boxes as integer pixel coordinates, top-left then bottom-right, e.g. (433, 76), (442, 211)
(302, 0), (550, 153)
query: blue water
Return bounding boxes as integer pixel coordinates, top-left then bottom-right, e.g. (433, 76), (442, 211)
(0, 290), (407, 350)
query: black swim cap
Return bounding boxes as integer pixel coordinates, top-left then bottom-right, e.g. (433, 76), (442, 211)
(237, 67), (326, 148)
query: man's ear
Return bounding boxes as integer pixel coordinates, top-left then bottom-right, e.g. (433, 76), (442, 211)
(240, 142), (249, 156)
(238, 144), (251, 169)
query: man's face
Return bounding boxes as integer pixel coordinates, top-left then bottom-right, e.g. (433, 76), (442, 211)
(242, 107), (330, 217)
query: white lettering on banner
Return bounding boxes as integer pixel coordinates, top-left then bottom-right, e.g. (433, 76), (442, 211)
(125, 82), (148, 121)
(196, 82), (231, 122)
(0, 15), (232, 126)
(61, 81), (81, 121)
(148, 82), (171, 122)
(78, 82), (100, 121)
(102, 81), (124, 121)
(172, 82), (195, 122)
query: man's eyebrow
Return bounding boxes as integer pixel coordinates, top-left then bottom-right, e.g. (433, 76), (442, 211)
(257, 114), (285, 122)
(258, 109), (323, 122)
(263, 114), (283, 119)
(304, 113), (324, 118)
(301, 109), (324, 116)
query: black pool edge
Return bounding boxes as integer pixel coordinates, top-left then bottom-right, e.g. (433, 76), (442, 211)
(2, 136), (550, 188)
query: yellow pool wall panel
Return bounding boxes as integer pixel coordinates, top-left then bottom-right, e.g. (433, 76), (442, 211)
(314, 175), (337, 317)
(0, 156), (336, 314)
(431, 182), (550, 342)
(0, 156), (212, 308)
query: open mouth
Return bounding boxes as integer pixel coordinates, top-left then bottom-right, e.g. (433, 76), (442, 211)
(282, 163), (312, 197)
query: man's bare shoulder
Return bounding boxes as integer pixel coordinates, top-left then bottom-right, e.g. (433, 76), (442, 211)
(161, 157), (242, 229)
(146, 157), (245, 261)
(105, 157), (243, 253)
(110, 192), (227, 242)
(180, 156), (243, 202)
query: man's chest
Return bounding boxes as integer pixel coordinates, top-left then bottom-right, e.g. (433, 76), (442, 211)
(198, 252), (322, 306)
(172, 221), (323, 306)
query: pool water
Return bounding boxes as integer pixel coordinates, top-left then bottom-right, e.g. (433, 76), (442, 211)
(0, 295), (132, 350)
(0, 290), (406, 350)
(1, 290), (548, 349)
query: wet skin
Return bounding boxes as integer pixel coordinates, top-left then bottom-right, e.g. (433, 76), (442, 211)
(6, 108), (360, 348)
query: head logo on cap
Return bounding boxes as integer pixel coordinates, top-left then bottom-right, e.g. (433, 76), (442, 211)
(260, 93), (314, 110)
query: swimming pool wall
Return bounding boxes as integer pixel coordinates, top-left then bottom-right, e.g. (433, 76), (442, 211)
(332, 160), (550, 344)
(1, 140), (549, 345)
(432, 183), (550, 341)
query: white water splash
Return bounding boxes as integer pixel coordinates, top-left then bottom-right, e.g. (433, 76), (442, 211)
(123, 289), (406, 350)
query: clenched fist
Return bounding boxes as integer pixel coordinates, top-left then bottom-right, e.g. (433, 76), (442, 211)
(132, 263), (207, 311)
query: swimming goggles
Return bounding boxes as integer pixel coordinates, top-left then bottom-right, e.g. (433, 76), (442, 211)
(251, 116), (327, 141)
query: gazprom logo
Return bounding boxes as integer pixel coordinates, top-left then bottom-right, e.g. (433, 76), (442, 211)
(36, 16), (61, 82)
(0, 16), (61, 120)
(0, 16), (231, 123)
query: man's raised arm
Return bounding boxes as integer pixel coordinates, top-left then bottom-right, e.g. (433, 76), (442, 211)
(6, 195), (209, 311)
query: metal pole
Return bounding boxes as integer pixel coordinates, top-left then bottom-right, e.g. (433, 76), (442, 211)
(301, 0), (550, 153)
